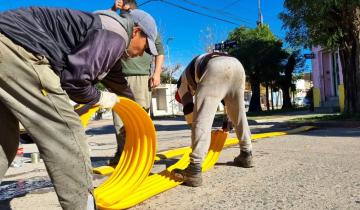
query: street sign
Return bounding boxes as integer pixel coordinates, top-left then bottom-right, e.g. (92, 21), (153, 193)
(214, 40), (237, 51)
(304, 53), (315, 59)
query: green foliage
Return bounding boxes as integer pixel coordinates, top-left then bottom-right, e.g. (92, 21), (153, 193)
(228, 25), (288, 84)
(160, 71), (178, 84)
(281, 0), (360, 114)
(228, 25), (290, 112)
(280, 0), (360, 48)
(160, 64), (182, 84)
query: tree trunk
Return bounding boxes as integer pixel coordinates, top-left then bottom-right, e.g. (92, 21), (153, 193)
(271, 85), (274, 110)
(249, 81), (262, 112)
(281, 85), (292, 110)
(338, 8), (360, 114)
(339, 45), (360, 114)
(265, 83), (270, 111)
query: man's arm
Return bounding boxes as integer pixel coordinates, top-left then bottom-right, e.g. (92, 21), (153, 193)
(150, 54), (164, 88)
(111, 0), (123, 11)
(150, 35), (165, 88)
(102, 60), (135, 101)
(61, 30), (126, 104)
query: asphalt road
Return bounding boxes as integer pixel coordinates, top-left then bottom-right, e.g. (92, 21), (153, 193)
(1, 118), (359, 210)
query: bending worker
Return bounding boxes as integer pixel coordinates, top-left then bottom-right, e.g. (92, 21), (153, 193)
(0, 7), (157, 209)
(108, 0), (165, 166)
(173, 52), (254, 187)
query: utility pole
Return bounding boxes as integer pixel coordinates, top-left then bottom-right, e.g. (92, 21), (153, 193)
(166, 37), (175, 116)
(257, 0), (264, 26)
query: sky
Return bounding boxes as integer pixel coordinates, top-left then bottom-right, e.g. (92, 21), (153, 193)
(0, 0), (309, 76)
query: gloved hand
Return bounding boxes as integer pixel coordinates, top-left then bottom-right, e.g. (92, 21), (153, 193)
(97, 91), (119, 109)
(184, 113), (193, 125)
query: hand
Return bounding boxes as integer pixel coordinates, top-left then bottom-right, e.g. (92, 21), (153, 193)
(97, 92), (119, 109)
(113, 0), (124, 10)
(184, 113), (193, 125)
(150, 73), (161, 88)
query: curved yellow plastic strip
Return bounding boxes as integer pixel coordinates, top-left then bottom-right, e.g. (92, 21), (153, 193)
(93, 166), (115, 176)
(79, 103), (315, 209)
(93, 126), (315, 176)
(95, 98), (156, 208)
(106, 131), (228, 209)
(78, 97), (156, 209)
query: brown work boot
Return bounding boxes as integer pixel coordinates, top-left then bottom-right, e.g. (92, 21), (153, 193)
(108, 127), (126, 167)
(234, 150), (254, 168)
(172, 162), (202, 187)
(108, 150), (122, 167)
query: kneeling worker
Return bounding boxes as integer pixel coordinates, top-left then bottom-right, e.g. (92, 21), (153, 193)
(173, 52), (254, 187)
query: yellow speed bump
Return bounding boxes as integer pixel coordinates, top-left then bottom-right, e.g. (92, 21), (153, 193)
(93, 126), (315, 176)
(78, 97), (156, 209)
(110, 130), (229, 209)
(79, 102), (315, 209)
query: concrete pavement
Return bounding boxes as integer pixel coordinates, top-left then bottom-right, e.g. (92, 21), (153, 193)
(0, 117), (359, 209)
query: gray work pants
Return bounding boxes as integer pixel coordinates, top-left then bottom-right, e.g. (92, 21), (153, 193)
(0, 33), (93, 210)
(112, 75), (151, 153)
(191, 56), (252, 164)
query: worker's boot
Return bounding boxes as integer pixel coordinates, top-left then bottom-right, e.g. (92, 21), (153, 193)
(108, 149), (122, 167)
(172, 162), (202, 187)
(233, 150), (254, 168)
(108, 127), (126, 167)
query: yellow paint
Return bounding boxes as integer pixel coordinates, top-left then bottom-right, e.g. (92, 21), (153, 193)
(41, 88), (47, 96)
(80, 99), (315, 209)
(338, 84), (345, 112)
(313, 87), (321, 108)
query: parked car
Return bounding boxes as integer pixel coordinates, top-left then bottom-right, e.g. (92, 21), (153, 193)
(294, 97), (310, 107)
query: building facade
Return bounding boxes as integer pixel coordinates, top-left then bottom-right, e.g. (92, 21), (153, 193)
(311, 46), (345, 112)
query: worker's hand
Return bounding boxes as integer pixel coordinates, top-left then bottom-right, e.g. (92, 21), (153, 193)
(150, 73), (161, 88)
(184, 113), (193, 125)
(97, 91), (119, 109)
(112, 0), (124, 11)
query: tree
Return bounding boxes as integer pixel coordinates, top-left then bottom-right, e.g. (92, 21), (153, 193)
(228, 25), (286, 112)
(160, 64), (181, 84)
(280, 0), (360, 113)
(260, 41), (289, 111)
(276, 50), (305, 110)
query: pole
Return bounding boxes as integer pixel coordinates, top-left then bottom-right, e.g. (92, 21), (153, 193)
(257, 0), (263, 26)
(166, 37), (175, 115)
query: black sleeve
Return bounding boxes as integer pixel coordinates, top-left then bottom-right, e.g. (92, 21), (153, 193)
(102, 59), (135, 101)
(60, 30), (126, 104)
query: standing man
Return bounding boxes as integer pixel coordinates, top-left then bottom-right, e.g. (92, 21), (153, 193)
(108, 0), (165, 166)
(0, 7), (157, 209)
(173, 52), (254, 187)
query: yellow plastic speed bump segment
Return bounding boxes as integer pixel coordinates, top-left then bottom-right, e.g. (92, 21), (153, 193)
(114, 131), (227, 209)
(78, 97), (156, 209)
(93, 126), (315, 176)
(79, 102), (315, 210)
(224, 126), (316, 147)
(93, 166), (115, 176)
(95, 98), (156, 208)
(76, 104), (100, 127)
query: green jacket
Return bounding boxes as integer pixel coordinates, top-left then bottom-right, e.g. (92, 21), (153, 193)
(121, 35), (164, 76)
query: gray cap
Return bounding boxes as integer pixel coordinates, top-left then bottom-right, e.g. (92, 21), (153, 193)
(128, 9), (158, 56)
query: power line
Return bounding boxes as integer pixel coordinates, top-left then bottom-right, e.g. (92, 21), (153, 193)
(139, 0), (158, 7)
(159, 0), (247, 26)
(178, 0), (252, 24)
(139, 0), (283, 38)
(139, 0), (244, 26)
(221, 0), (242, 10)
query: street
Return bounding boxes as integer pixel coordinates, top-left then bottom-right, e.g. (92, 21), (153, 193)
(1, 117), (359, 210)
